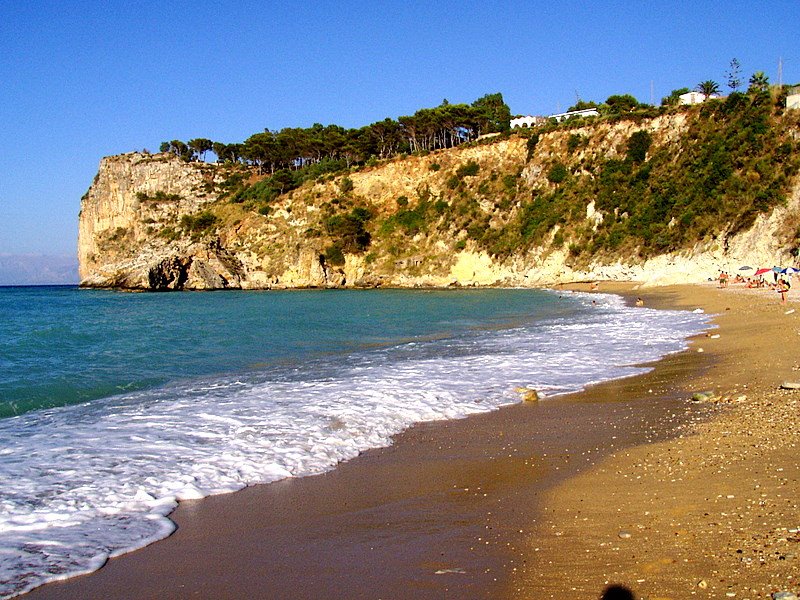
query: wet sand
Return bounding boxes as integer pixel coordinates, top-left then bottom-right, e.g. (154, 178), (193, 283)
(24, 283), (798, 599)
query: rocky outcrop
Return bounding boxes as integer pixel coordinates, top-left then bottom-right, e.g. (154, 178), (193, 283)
(78, 115), (800, 291)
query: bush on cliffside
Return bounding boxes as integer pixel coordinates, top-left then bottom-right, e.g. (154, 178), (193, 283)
(180, 211), (218, 238)
(324, 207), (373, 253)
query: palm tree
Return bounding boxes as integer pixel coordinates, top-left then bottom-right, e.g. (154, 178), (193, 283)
(748, 71), (770, 93)
(696, 80), (720, 98)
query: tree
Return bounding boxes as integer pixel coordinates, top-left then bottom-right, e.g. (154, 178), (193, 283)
(604, 94), (639, 115)
(661, 87), (690, 106)
(366, 118), (404, 159)
(748, 71), (770, 93)
(163, 140), (193, 161)
(242, 131), (279, 174)
(188, 138), (213, 162)
(471, 92), (511, 133)
(212, 142), (242, 163)
(725, 58), (743, 92)
(696, 80), (720, 97)
(568, 100), (599, 112)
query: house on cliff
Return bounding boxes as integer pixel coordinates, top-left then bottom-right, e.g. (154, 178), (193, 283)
(787, 86), (800, 109)
(548, 107), (600, 122)
(679, 91), (721, 105)
(511, 107), (599, 129)
(510, 115), (547, 129)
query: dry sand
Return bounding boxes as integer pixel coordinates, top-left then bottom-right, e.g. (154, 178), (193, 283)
(514, 282), (800, 599)
(22, 283), (800, 600)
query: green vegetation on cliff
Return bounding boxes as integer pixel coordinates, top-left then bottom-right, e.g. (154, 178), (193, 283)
(501, 89), (800, 260)
(135, 83), (799, 278)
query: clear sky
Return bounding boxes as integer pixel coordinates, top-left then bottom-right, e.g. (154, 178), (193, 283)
(1, 0), (798, 263)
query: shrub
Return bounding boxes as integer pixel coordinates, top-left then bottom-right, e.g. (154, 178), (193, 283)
(159, 226), (179, 241)
(456, 161), (480, 178)
(136, 191), (182, 203)
(547, 162), (568, 184)
(324, 207), (373, 252)
(526, 133), (540, 161)
(626, 130), (652, 163)
(567, 134), (586, 154)
(180, 211), (218, 234)
(339, 177), (354, 194)
(324, 243), (345, 266)
(433, 199), (449, 214)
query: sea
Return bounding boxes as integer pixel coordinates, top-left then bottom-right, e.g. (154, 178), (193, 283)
(0, 285), (710, 597)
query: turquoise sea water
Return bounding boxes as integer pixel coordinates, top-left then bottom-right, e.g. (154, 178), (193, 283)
(0, 285), (710, 597)
(0, 286), (579, 417)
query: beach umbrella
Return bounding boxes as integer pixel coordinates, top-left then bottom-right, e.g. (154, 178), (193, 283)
(773, 266), (785, 273)
(755, 268), (772, 276)
(738, 266), (753, 271)
(787, 267), (800, 274)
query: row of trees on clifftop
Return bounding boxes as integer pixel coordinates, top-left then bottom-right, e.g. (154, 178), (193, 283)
(160, 93), (511, 171)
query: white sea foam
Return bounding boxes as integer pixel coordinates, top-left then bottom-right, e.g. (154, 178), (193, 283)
(0, 291), (709, 597)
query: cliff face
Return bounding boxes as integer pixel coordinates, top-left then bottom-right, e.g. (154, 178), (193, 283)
(78, 153), (237, 289)
(78, 113), (800, 290)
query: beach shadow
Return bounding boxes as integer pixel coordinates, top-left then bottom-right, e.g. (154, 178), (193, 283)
(600, 584), (635, 600)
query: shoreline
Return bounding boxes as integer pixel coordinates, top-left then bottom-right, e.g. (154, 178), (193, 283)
(23, 282), (793, 599)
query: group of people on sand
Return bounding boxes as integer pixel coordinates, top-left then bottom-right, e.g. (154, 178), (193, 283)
(718, 269), (794, 304)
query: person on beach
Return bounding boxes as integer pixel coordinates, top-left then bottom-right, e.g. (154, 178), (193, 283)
(779, 278), (790, 304)
(635, 297), (644, 307)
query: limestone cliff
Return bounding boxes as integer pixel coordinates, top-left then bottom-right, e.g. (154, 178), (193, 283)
(78, 110), (800, 290)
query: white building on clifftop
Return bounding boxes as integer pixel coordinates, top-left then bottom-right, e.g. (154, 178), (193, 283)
(548, 107), (599, 122)
(678, 91), (721, 105)
(787, 86), (800, 109)
(511, 107), (599, 129)
(510, 115), (547, 129)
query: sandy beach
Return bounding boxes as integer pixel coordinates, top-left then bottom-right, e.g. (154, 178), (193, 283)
(514, 282), (800, 599)
(22, 283), (800, 599)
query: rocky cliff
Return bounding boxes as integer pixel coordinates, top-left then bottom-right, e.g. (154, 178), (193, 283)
(78, 110), (800, 290)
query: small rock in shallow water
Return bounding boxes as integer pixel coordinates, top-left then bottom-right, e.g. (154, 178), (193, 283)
(780, 382), (800, 390)
(691, 391), (715, 402)
(772, 592), (798, 600)
(618, 530), (632, 539)
(514, 387), (540, 402)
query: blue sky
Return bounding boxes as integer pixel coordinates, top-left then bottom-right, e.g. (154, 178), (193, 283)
(1, 0), (798, 268)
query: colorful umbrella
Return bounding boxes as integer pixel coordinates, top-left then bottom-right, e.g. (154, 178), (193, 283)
(754, 268), (772, 276)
